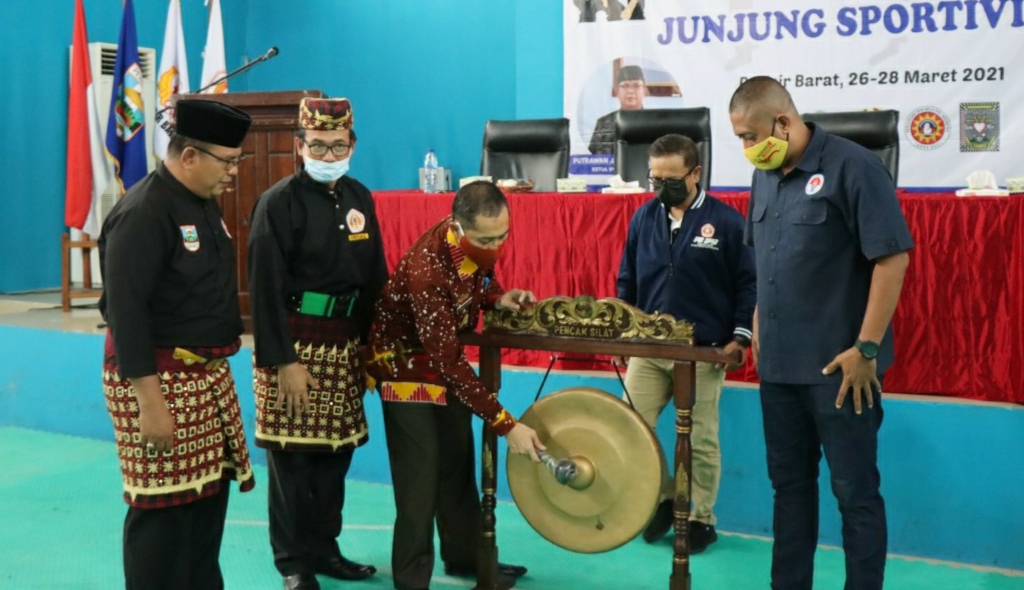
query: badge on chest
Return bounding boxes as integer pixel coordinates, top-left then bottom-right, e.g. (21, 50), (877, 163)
(346, 208), (370, 241)
(180, 225), (200, 252)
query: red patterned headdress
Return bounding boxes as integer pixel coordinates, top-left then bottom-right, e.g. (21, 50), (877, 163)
(299, 97), (354, 131)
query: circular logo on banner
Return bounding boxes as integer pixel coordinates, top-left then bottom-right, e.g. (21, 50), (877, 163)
(906, 106), (949, 150)
(701, 223), (715, 238)
(805, 173), (825, 195)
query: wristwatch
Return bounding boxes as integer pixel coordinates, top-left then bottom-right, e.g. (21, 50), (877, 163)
(734, 334), (752, 348)
(854, 339), (880, 360)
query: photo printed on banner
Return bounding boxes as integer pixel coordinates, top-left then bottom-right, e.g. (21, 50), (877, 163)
(959, 102), (999, 152)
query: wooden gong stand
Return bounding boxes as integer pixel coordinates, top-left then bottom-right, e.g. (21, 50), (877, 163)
(459, 296), (738, 590)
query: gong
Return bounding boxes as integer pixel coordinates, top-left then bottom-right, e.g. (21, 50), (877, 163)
(507, 387), (663, 553)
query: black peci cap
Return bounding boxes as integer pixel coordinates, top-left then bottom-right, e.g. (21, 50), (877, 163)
(616, 65), (646, 84)
(174, 99), (251, 148)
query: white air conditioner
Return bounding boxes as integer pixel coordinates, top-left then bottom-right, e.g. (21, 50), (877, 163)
(68, 42), (157, 288)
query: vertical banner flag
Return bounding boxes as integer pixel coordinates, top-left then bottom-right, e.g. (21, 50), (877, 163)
(154, 0), (190, 160)
(105, 0), (148, 194)
(65, 0), (110, 236)
(200, 0), (228, 93)
(564, 0), (1024, 188)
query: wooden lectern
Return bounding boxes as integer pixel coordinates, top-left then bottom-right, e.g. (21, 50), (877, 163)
(460, 296), (738, 590)
(171, 90), (322, 319)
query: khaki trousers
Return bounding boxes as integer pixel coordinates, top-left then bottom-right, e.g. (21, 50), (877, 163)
(623, 357), (724, 525)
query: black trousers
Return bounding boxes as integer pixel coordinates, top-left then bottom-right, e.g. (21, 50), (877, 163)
(383, 399), (481, 590)
(760, 380), (887, 590)
(123, 485), (231, 590)
(267, 447), (355, 576)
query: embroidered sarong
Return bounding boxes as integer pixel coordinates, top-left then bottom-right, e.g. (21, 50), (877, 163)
(103, 338), (254, 508)
(253, 315), (369, 452)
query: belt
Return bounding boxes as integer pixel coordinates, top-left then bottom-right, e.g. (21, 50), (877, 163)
(287, 290), (359, 318)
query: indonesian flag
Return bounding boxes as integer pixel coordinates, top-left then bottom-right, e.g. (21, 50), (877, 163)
(65, 0), (110, 236)
(154, 0), (190, 160)
(200, 0), (228, 93)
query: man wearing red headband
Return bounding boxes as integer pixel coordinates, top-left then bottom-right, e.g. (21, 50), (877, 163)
(248, 97), (386, 590)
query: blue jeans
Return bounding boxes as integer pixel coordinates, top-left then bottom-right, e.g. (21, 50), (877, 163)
(759, 380), (887, 590)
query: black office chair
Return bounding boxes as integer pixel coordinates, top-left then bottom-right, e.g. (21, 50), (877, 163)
(802, 110), (900, 186)
(614, 107), (712, 188)
(480, 118), (570, 192)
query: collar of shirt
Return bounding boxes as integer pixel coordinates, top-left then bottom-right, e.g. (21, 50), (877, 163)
(297, 170), (342, 199)
(156, 162), (206, 204)
(445, 224), (479, 280)
(780, 122), (827, 177)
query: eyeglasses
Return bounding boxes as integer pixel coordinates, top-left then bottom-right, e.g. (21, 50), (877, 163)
(648, 176), (689, 191)
(618, 81), (645, 91)
(649, 176), (688, 190)
(649, 166), (696, 191)
(192, 145), (246, 169)
(303, 140), (351, 158)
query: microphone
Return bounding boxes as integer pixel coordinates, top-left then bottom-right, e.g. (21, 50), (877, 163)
(156, 46), (283, 116)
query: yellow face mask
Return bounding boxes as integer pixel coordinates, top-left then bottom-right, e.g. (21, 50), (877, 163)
(743, 120), (789, 170)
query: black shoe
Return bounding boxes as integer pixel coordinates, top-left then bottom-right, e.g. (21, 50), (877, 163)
(312, 555), (377, 580)
(643, 499), (674, 543)
(283, 573), (320, 590)
(688, 521), (718, 554)
(444, 561), (528, 579)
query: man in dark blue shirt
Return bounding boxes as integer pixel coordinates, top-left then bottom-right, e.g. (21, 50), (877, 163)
(617, 134), (756, 553)
(729, 76), (913, 590)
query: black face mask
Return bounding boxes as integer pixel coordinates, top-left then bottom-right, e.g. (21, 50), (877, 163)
(651, 166), (696, 208)
(656, 183), (690, 208)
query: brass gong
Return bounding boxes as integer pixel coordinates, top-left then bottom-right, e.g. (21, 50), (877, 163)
(507, 387), (663, 553)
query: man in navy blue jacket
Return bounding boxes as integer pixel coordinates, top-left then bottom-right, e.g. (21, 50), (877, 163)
(616, 134), (756, 552)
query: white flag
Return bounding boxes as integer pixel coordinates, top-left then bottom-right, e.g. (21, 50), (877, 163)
(200, 0), (227, 94)
(154, 0), (190, 160)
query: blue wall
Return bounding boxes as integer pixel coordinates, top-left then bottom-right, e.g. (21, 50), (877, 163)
(3, 325), (1022, 571)
(242, 0), (563, 189)
(1, 0), (561, 293)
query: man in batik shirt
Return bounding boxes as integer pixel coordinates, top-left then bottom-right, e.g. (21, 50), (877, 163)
(367, 181), (543, 590)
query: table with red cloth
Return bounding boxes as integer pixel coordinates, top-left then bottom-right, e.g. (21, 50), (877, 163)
(372, 190), (1024, 404)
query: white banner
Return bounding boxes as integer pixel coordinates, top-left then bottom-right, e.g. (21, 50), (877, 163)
(564, 0), (1023, 188)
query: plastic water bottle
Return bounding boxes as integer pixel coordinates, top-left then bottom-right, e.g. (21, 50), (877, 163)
(424, 148), (439, 194)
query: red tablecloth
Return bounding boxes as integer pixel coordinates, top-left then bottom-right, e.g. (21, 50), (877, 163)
(373, 190), (1024, 404)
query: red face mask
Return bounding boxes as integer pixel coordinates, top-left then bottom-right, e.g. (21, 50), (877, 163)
(455, 222), (505, 270)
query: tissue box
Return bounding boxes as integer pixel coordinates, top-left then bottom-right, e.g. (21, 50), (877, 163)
(556, 178), (587, 193)
(1007, 177), (1024, 194)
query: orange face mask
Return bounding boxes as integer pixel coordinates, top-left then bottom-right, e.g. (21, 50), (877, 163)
(454, 221), (505, 270)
